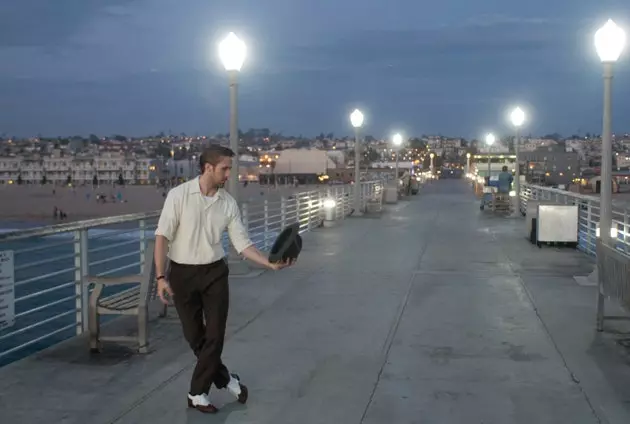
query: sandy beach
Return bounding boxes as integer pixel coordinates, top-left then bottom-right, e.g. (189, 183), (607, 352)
(0, 183), (324, 226)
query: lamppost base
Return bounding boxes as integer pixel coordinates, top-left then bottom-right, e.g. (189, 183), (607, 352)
(384, 187), (399, 204)
(506, 196), (521, 218)
(323, 219), (337, 228)
(574, 268), (598, 287)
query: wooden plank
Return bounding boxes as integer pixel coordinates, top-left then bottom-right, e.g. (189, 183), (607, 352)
(100, 287), (140, 307)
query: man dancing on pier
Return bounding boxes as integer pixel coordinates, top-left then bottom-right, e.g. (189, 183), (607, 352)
(154, 145), (292, 413)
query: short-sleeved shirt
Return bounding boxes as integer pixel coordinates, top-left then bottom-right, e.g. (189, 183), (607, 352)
(154, 177), (253, 265)
(497, 171), (513, 193)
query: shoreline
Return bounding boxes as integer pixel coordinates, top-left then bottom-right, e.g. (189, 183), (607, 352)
(0, 183), (323, 230)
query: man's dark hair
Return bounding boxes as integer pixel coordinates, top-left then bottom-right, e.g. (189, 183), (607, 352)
(502, 165), (508, 172)
(199, 145), (235, 172)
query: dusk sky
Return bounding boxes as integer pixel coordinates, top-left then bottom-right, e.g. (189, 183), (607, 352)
(1, 1), (630, 139)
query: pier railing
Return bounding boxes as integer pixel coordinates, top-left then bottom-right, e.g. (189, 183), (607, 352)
(520, 183), (630, 257)
(0, 181), (383, 366)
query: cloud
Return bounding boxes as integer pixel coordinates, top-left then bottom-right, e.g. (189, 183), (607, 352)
(0, 0), (138, 48)
(465, 14), (556, 27)
(1, 2), (629, 138)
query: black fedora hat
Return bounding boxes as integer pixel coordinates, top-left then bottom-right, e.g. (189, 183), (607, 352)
(269, 223), (302, 263)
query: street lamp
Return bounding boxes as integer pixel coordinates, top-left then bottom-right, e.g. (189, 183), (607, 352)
(595, 19), (626, 244)
(392, 133), (403, 186)
(219, 32), (247, 202)
(259, 154), (278, 188)
(350, 109), (364, 215)
(466, 152), (471, 176)
(510, 107), (526, 214)
(429, 152), (435, 174)
(170, 149), (176, 182)
(485, 133), (495, 178)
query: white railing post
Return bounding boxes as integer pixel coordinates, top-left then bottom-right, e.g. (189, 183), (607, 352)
(340, 187), (345, 219)
(317, 190), (324, 225)
(307, 192), (314, 229)
(296, 194), (301, 229)
(73, 229), (89, 334)
(587, 201), (594, 255)
(139, 218), (146, 270)
(242, 203), (249, 232)
(264, 200), (269, 250)
(624, 211), (629, 255)
(308, 191), (319, 225)
(280, 197), (287, 229)
(335, 187), (343, 221)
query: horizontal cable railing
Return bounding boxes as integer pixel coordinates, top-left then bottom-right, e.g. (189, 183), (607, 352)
(0, 181), (383, 366)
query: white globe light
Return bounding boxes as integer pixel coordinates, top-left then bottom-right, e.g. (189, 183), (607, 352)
(595, 19), (626, 63)
(323, 198), (336, 209)
(392, 133), (403, 146)
(510, 107), (525, 127)
(219, 32), (246, 71)
(350, 109), (364, 128)
(486, 133), (496, 145)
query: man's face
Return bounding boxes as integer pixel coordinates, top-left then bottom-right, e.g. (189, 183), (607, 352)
(207, 156), (232, 187)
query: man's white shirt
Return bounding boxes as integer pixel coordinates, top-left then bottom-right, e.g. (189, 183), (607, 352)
(155, 177), (253, 264)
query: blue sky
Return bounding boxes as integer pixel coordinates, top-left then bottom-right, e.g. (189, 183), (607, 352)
(1, 0), (630, 139)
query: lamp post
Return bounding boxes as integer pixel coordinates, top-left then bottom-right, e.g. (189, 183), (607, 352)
(170, 149), (176, 183)
(466, 152), (471, 176)
(259, 154), (278, 188)
(485, 133), (496, 178)
(430, 152), (435, 175)
(350, 109), (364, 215)
(510, 107), (526, 215)
(392, 133), (403, 188)
(595, 19), (626, 244)
(219, 32), (246, 203)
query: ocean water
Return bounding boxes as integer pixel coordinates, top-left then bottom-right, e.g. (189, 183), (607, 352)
(0, 222), (279, 367)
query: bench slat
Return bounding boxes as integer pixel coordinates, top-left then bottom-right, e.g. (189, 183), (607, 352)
(100, 287), (139, 305)
(101, 294), (140, 310)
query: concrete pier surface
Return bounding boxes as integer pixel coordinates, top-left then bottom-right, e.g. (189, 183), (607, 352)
(1, 180), (629, 424)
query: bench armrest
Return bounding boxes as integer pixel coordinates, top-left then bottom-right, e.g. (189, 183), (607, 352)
(87, 274), (144, 286)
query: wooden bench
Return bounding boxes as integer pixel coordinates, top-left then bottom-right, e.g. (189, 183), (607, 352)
(596, 240), (630, 331)
(87, 240), (169, 353)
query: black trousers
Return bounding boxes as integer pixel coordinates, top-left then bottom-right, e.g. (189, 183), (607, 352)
(169, 259), (231, 395)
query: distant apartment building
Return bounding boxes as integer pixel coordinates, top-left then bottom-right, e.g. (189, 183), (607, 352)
(425, 137), (442, 147)
(478, 143), (509, 154)
(0, 150), (155, 185)
(519, 138), (557, 152)
(520, 143), (580, 185)
(615, 154), (630, 170)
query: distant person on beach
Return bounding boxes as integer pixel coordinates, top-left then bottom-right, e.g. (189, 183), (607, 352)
(153, 145), (293, 414)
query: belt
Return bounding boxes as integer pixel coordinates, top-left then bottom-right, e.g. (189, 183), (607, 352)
(170, 258), (226, 269)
